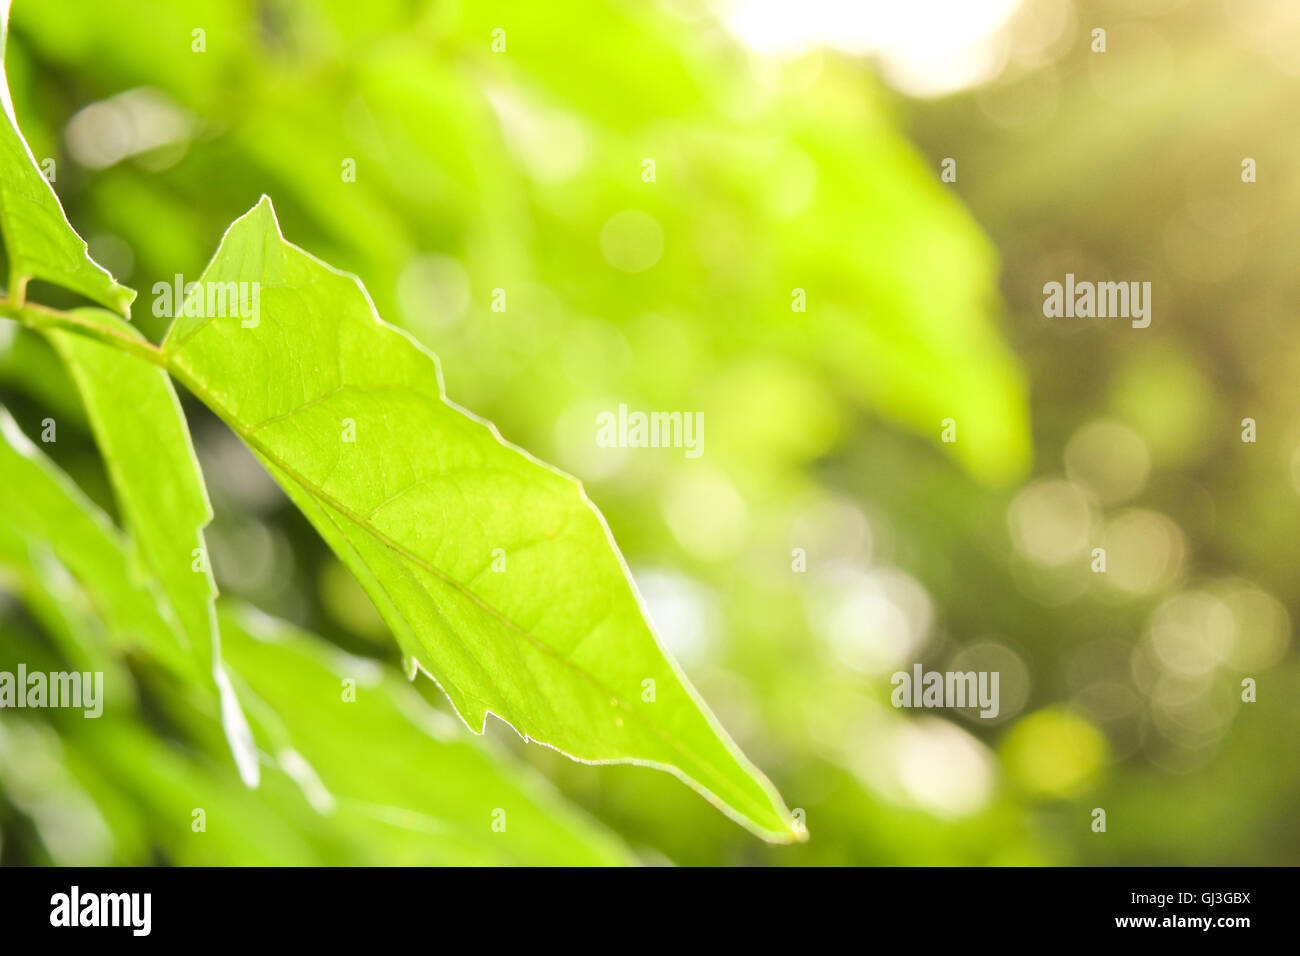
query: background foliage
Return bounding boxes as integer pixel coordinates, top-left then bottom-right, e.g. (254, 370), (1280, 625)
(1, 0), (1296, 865)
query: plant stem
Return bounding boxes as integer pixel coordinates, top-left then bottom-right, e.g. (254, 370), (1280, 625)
(0, 296), (167, 367)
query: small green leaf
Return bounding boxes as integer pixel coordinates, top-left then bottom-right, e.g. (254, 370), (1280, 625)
(45, 310), (258, 785)
(0, 2), (134, 313)
(163, 197), (798, 842)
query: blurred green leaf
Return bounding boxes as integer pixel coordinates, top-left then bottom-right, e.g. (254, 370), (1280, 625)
(0, 405), (184, 670)
(220, 604), (634, 865)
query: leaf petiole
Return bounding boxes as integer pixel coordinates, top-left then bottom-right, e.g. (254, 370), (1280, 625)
(0, 295), (166, 367)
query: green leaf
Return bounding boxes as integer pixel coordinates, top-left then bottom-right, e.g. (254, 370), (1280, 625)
(0, 2), (133, 313)
(163, 197), (798, 842)
(43, 310), (258, 785)
(0, 534), (135, 691)
(219, 604), (634, 865)
(0, 404), (186, 671)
